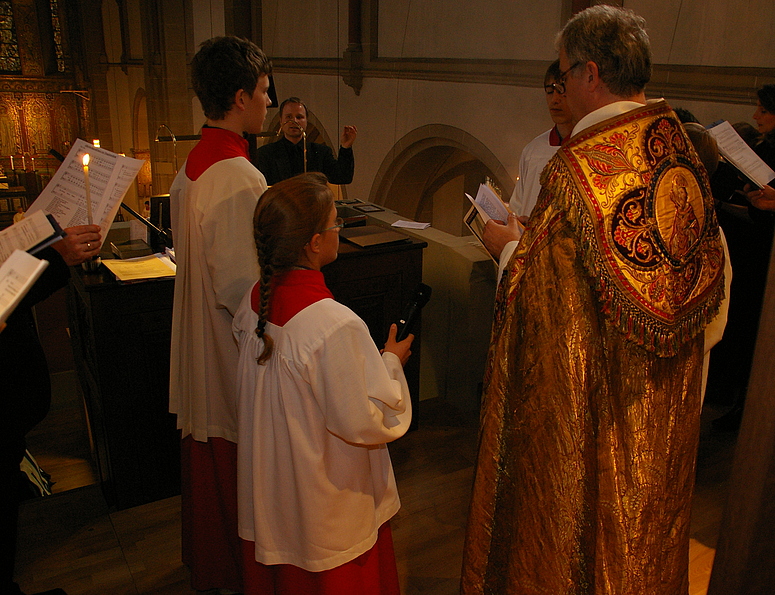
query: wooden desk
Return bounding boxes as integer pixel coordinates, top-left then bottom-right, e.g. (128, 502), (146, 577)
(68, 270), (179, 510)
(68, 227), (426, 509)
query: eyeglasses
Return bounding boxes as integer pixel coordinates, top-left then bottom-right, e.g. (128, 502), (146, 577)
(321, 217), (344, 233)
(552, 62), (581, 95)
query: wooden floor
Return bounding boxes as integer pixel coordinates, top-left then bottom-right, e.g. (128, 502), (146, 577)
(16, 379), (736, 595)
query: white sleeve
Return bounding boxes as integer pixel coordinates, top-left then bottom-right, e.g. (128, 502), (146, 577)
(497, 240), (520, 283)
(508, 148), (530, 216)
(201, 181), (265, 316)
(307, 316), (412, 445)
(701, 228), (732, 401)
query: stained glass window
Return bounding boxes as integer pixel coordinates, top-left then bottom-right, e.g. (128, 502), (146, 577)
(49, 0), (67, 72)
(0, 1), (21, 74)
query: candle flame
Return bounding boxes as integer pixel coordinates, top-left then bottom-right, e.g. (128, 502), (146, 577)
(82, 153), (90, 167)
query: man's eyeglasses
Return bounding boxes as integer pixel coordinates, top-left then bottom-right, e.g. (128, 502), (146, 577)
(549, 62), (581, 96)
(322, 217), (344, 233)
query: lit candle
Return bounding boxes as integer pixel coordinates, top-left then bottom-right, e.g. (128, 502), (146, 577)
(82, 153), (93, 225)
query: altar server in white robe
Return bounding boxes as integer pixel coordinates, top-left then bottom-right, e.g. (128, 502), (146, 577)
(168, 36), (271, 593)
(233, 173), (413, 594)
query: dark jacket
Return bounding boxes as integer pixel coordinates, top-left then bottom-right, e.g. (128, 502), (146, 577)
(252, 135), (354, 185)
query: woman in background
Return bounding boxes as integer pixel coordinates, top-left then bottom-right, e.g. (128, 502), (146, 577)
(746, 84), (775, 211)
(708, 84), (775, 429)
(233, 172), (413, 594)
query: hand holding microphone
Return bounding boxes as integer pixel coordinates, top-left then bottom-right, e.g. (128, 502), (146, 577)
(382, 283), (431, 367)
(396, 283), (432, 341)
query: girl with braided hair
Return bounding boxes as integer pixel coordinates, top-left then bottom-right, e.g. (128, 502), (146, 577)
(232, 172), (413, 593)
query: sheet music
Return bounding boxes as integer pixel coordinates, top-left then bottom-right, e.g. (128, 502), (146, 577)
(0, 250), (49, 325)
(707, 120), (775, 188)
(26, 139), (145, 246)
(0, 211), (56, 265)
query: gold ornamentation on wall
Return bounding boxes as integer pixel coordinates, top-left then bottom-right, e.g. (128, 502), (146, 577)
(23, 94), (51, 152)
(0, 94), (22, 155)
(0, 91), (77, 161)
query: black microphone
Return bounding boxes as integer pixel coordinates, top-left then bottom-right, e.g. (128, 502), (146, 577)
(396, 283), (432, 341)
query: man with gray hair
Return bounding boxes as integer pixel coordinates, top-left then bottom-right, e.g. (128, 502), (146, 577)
(462, 6), (726, 593)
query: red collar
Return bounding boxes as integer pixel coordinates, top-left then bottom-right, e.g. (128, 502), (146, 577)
(185, 127), (250, 181)
(251, 269), (335, 327)
(549, 125), (563, 146)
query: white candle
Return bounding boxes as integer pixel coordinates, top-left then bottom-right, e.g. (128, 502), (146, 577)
(82, 153), (93, 225)
(10, 155), (14, 170)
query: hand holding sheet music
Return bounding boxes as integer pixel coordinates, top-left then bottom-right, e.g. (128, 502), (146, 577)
(0, 250), (49, 325)
(464, 183), (522, 262)
(706, 120), (775, 188)
(0, 210), (65, 265)
(25, 139), (145, 248)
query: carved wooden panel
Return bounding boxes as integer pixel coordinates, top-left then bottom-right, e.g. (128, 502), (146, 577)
(0, 90), (77, 157)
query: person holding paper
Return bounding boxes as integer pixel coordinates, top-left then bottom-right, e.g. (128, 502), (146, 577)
(167, 36), (271, 593)
(461, 7), (726, 594)
(745, 84), (775, 210)
(709, 83), (775, 430)
(252, 97), (356, 185)
(1, 224), (100, 595)
(233, 173), (412, 593)
(482, 60), (576, 279)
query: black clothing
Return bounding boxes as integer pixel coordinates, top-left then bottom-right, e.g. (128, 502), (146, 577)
(707, 133), (775, 409)
(1, 248), (71, 594)
(252, 136), (354, 185)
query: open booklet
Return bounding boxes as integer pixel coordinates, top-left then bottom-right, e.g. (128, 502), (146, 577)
(706, 120), (775, 189)
(25, 138), (145, 248)
(464, 183), (523, 263)
(0, 210), (65, 266)
(0, 249), (49, 325)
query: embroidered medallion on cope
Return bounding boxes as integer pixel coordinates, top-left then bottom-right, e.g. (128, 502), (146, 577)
(499, 101), (724, 357)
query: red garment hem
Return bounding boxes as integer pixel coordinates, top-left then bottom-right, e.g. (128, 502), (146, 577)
(241, 521), (400, 594)
(181, 435), (243, 592)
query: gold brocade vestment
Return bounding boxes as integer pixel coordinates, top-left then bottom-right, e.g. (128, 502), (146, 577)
(461, 101), (725, 595)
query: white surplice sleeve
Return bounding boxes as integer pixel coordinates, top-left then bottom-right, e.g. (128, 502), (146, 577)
(200, 159), (266, 316)
(305, 312), (412, 445)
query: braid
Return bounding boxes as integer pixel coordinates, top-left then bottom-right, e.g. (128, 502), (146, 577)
(255, 235), (275, 365)
(251, 172), (334, 366)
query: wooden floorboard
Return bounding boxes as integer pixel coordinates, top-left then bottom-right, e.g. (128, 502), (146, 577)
(16, 392), (735, 594)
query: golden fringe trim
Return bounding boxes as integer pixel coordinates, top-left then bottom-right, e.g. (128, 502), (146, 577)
(540, 156), (725, 358)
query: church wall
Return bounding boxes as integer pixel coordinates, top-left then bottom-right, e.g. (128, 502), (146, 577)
(250, 0), (774, 407)
(376, 0), (565, 61)
(630, 0), (775, 68)
(260, 0), (773, 207)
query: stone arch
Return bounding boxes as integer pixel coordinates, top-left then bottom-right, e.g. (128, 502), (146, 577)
(369, 124), (512, 236)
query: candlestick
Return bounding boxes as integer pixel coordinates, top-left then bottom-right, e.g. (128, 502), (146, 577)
(82, 153), (93, 225)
